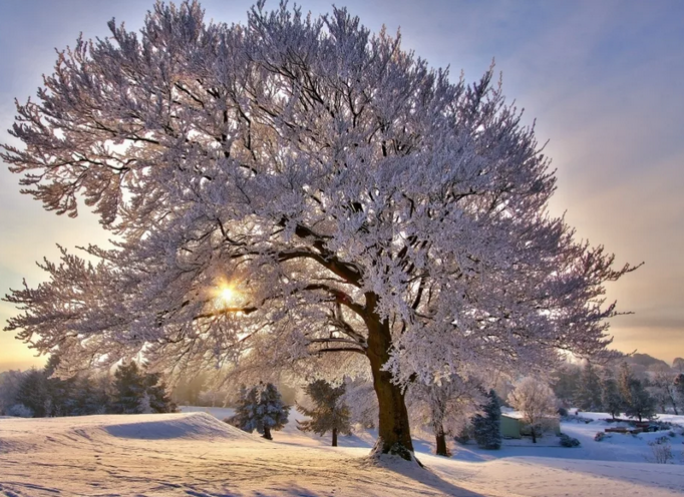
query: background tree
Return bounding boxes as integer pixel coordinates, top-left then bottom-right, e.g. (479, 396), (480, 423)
(648, 368), (678, 414)
(407, 374), (482, 456)
(618, 363), (655, 421)
(507, 377), (558, 443)
(1, 1), (637, 461)
(340, 377), (378, 429)
(672, 358), (684, 373)
(674, 374), (684, 413)
(172, 373), (207, 406)
(574, 362), (603, 411)
(111, 362), (148, 414)
(549, 363), (581, 408)
(601, 371), (622, 419)
(0, 370), (26, 415)
(111, 362), (176, 414)
(230, 383), (290, 440)
(472, 389), (502, 450)
(623, 378), (656, 422)
(297, 379), (351, 446)
(14, 369), (50, 417)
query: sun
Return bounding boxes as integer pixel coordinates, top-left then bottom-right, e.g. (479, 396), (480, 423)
(218, 286), (236, 306)
(213, 281), (242, 310)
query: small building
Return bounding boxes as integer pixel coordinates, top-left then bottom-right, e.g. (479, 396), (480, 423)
(501, 414), (522, 438)
(500, 413), (561, 439)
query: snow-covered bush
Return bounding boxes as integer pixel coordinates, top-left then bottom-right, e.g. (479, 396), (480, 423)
(559, 433), (581, 447)
(594, 431), (606, 442)
(647, 439), (673, 464)
(4, 403), (34, 418)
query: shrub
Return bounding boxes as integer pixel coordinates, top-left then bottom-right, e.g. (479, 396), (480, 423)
(594, 432), (605, 442)
(5, 403), (33, 418)
(559, 433), (581, 447)
(647, 439), (673, 464)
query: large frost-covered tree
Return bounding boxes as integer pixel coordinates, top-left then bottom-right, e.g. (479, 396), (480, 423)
(2, 1), (637, 460)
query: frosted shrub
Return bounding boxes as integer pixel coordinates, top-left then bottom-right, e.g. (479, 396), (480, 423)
(647, 439), (673, 464)
(559, 433), (580, 447)
(5, 404), (33, 418)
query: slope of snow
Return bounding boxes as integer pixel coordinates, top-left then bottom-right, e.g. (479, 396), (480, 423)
(0, 410), (682, 497)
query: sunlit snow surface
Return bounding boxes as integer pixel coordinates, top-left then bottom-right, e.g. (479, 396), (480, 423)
(0, 409), (682, 496)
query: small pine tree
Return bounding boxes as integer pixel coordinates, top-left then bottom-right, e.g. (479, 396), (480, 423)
(575, 362), (603, 411)
(297, 380), (351, 446)
(230, 383), (290, 440)
(472, 389), (502, 450)
(111, 362), (147, 414)
(111, 362), (176, 414)
(624, 378), (656, 422)
(72, 375), (110, 415)
(14, 369), (49, 417)
(143, 372), (177, 413)
(601, 373), (622, 419)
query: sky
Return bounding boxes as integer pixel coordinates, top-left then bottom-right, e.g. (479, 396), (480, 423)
(0, 0), (683, 371)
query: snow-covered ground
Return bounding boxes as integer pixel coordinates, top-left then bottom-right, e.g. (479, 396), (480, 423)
(0, 409), (682, 497)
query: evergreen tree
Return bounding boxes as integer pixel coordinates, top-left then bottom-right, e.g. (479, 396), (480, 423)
(617, 362), (634, 404)
(297, 380), (351, 447)
(229, 383), (290, 440)
(472, 389), (502, 450)
(14, 369), (49, 417)
(675, 374), (684, 413)
(143, 371), (177, 413)
(111, 362), (176, 414)
(72, 376), (110, 415)
(574, 362), (603, 411)
(0, 370), (27, 415)
(111, 362), (147, 414)
(601, 372), (622, 419)
(624, 378), (656, 422)
(43, 354), (78, 416)
(550, 363), (581, 407)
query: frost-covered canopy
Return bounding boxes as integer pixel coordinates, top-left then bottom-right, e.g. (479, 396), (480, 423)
(3, 1), (634, 388)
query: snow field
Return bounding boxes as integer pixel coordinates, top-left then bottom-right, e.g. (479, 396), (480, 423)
(0, 410), (682, 496)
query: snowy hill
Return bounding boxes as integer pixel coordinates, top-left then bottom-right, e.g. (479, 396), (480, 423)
(0, 410), (683, 496)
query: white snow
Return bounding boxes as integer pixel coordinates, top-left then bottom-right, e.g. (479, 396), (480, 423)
(0, 409), (682, 496)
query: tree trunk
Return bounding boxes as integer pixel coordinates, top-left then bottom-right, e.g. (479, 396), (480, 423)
(435, 429), (449, 457)
(332, 427), (338, 447)
(531, 427), (537, 443)
(263, 426), (272, 440)
(364, 292), (415, 462)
